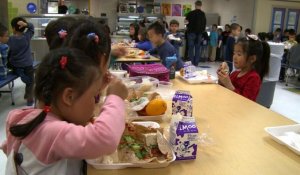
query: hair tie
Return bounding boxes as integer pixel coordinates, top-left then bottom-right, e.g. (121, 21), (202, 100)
(44, 105), (51, 113)
(58, 29), (68, 39)
(60, 56), (68, 69)
(87, 32), (99, 43)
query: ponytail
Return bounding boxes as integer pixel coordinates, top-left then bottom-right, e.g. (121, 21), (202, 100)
(9, 111), (47, 139)
(258, 41), (270, 79)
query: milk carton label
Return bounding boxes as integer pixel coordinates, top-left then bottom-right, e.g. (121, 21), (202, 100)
(172, 90), (193, 117)
(174, 121), (198, 160)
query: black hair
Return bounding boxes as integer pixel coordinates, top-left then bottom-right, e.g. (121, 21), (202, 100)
(44, 17), (77, 50)
(195, 0), (202, 6)
(212, 24), (218, 28)
(148, 21), (166, 36)
(258, 32), (267, 41)
(245, 28), (251, 34)
(138, 27), (148, 41)
(275, 28), (281, 33)
(129, 23), (140, 42)
(230, 23), (240, 31)
(9, 48), (100, 138)
(170, 19), (179, 26)
(11, 17), (27, 33)
(139, 20), (146, 28)
(0, 23), (8, 36)
(266, 32), (274, 41)
(68, 19), (111, 67)
(235, 37), (270, 79)
(288, 29), (296, 36)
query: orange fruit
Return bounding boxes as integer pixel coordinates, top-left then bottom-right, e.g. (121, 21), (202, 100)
(145, 99), (167, 116)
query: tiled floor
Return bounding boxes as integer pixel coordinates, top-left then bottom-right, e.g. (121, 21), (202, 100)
(0, 62), (299, 174)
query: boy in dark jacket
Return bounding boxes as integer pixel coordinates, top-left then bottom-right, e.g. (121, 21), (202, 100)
(8, 17), (35, 106)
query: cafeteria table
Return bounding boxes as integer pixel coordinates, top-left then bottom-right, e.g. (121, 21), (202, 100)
(88, 77), (300, 175)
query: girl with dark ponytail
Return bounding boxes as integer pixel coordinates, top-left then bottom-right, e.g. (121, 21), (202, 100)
(217, 35), (270, 101)
(1, 48), (128, 175)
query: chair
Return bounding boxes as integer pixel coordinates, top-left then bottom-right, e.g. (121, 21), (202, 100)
(285, 44), (300, 86)
(0, 71), (19, 105)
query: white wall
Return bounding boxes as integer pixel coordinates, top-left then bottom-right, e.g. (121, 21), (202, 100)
(253, 0), (300, 33)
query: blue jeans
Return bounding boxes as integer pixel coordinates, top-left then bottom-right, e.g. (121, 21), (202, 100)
(14, 66), (34, 99)
(187, 33), (202, 66)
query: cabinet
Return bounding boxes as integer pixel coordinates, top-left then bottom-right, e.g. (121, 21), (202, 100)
(116, 0), (163, 35)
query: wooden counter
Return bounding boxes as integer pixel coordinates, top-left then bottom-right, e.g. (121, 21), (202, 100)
(88, 78), (300, 175)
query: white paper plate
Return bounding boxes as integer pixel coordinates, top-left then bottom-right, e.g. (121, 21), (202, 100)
(265, 124), (300, 155)
(176, 72), (218, 84)
(86, 121), (176, 169)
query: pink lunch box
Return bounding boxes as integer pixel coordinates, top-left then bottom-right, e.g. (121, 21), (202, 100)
(127, 63), (170, 81)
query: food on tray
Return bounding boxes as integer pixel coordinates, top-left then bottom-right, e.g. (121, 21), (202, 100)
(221, 62), (229, 74)
(129, 92), (167, 116)
(96, 122), (173, 164)
(125, 49), (148, 59)
(144, 98), (167, 116)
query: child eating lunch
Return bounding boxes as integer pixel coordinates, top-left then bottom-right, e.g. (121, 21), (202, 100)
(148, 21), (184, 70)
(217, 35), (270, 101)
(1, 48), (128, 175)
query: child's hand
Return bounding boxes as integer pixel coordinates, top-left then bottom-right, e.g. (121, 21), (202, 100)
(98, 71), (113, 92)
(17, 21), (27, 29)
(217, 69), (235, 91)
(106, 78), (128, 100)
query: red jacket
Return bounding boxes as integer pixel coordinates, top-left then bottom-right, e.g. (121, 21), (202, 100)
(230, 70), (261, 101)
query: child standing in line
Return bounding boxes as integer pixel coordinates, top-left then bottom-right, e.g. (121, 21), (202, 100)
(148, 21), (184, 70)
(1, 48), (128, 175)
(217, 35), (270, 101)
(200, 31), (209, 62)
(216, 28), (223, 61)
(135, 27), (152, 51)
(8, 17), (35, 106)
(225, 23), (241, 72)
(221, 24), (231, 60)
(208, 24), (218, 62)
(166, 19), (184, 59)
(0, 23), (9, 80)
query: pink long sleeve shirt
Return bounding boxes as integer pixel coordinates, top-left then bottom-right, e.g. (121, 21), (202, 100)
(1, 95), (125, 175)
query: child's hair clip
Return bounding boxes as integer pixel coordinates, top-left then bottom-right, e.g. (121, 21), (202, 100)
(60, 56), (68, 69)
(87, 32), (100, 43)
(247, 34), (259, 41)
(58, 29), (68, 39)
(44, 105), (51, 113)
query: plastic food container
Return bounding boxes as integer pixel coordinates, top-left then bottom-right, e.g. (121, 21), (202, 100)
(122, 76), (159, 90)
(110, 70), (127, 79)
(265, 124), (300, 155)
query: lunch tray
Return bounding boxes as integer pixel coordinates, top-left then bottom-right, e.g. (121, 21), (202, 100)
(86, 122), (176, 169)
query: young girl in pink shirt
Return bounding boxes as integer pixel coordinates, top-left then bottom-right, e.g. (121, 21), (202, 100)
(217, 35), (270, 101)
(1, 48), (128, 175)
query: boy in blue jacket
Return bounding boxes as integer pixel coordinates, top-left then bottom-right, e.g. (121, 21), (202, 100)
(8, 17), (35, 106)
(148, 21), (184, 70)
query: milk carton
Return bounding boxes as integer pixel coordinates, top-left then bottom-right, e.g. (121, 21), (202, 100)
(172, 90), (193, 117)
(183, 62), (196, 79)
(170, 115), (198, 160)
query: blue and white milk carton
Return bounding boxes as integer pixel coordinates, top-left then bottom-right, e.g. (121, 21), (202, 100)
(172, 90), (193, 117)
(170, 115), (199, 160)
